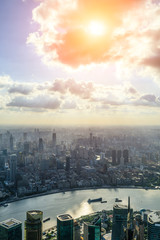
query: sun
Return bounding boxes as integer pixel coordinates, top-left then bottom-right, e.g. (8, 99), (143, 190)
(86, 20), (106, 36)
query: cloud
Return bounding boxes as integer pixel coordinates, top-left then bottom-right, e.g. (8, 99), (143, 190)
(142, 56), (160, 69)
(0, 76), (12, 88)
(7, 95), (61, 110)
(140, 94), (156, 102)
(62, 100), (77, 109)
(126, 87), (138, 95)
(27, 0), (147, 67)
(8, 85), (33, 95)
(50, 79), (94, 99)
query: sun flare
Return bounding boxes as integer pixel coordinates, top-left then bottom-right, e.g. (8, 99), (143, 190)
(86, 20), (106, 36)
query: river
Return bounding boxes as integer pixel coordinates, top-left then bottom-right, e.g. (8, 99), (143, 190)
(0, 188), (160, 236)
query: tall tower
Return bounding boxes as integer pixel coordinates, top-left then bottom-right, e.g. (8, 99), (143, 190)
(89, 133), (93, 146)
(0, 218), (22, 240)
(123, 149), (129, 165)
(52, 132), (56, 147)
(24, 210), (43, 240)
(57, 214), (73, 240)
(10, 134), (13, 151)
(117, 150), (122, 165)
(10, 154), (17, 183)
(84, 217), (101, 240)
(112, 201), (133, 240)
(66, 155), (70, 172)
(112, 150), (117, 166)
(38, 138), (44, 153)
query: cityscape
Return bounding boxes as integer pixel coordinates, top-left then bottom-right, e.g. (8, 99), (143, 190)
(1, 0), (160, 239)
(0, 126), (160, 239)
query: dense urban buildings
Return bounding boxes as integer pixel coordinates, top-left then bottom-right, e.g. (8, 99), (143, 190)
(0, 126), (160, 239)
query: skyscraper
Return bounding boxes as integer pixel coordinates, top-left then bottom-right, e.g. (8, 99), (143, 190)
(52, 132), (56, 147)
(57, 214), (73, 240)
(112, 150), (117, 166)
(0, 154), (5, 170)
(66, 155), (70, 172)
(9, 154), (17, 183)
(148, 211), (160, 240)
(10, 134), (13, 151)
(84, 217), (101, 240)
(24, 210), (43, 240)
(117, 150), (122, 165)
(0, 218), (22, 240)
(112, 198), (133, 240)
(73, 220), (80, 240)
(38, 138), (44, 153)
(123, 149), (129, 165)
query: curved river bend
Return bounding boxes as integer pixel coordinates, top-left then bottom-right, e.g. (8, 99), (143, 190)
(0, 188), (159, 235)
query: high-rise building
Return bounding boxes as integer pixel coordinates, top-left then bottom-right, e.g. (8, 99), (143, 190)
(9, 154), (17, 183)
(112, 150), (117, 166)
(0, 154), (5, 170)
(0, 218), (22, 240)
(38, 138), (44, 153)
(24, 210), (43, 240)
(117, 150), (122, 165)
(89, 133), (93, 146)
(112, 198), (133, 240)
(123, 150), (129, 165)
(23, 132), (27, 142)
(10, 134), (13, 151)
(24, 142), (30, 155)
(148, 211), (160, 240)
(57, 214), (73, 240)
(66, 155), (70, 172)
(84, 217), (101, 240)
(73, 220), (80, 240)
(52, 132), (56, 147)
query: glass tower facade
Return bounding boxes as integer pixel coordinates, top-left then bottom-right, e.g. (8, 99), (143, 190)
(0, 218), (22, 240)
(84, 217), (101, 240)
(112, 204), (133, 240)
(24, 210), (43, 240)
(57, 214), (73, 240)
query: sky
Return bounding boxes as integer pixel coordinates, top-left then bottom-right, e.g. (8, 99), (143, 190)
(0, 0), (160, 126)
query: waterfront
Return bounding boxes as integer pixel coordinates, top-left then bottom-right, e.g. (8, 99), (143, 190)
(0, 188), (160, 234)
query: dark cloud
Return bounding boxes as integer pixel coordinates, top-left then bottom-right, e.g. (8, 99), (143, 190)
(7, 95), (61, 109)
(140, 94), (156, 102)
(8, 85), (32, 95)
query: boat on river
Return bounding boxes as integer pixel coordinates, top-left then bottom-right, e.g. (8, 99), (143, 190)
(88, 197), (102, 203)
(43, 217), (50, 223)
(115, 198), (122, 202)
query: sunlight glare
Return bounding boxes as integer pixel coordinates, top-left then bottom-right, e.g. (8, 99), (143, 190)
(86, 20), (106, 36)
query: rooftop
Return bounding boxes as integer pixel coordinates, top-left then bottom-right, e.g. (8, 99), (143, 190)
(148, 211), (160, 224)
(0, 218), (21, 229)
(57, 214), (73, 221)
(113, 204), (128, 210)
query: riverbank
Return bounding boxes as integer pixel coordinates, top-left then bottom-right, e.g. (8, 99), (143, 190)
(1, 185), (159, 205)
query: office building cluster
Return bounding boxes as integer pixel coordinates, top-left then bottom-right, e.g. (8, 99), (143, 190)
(1, 198), (160, 240)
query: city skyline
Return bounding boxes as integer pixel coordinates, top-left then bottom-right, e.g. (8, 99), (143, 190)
(0, 0), (160, 126)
